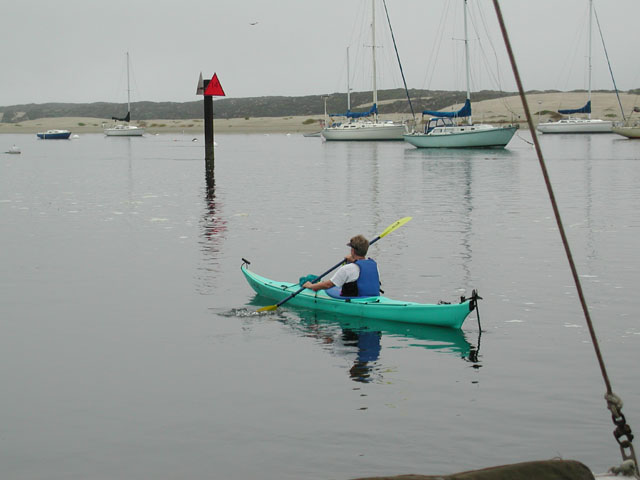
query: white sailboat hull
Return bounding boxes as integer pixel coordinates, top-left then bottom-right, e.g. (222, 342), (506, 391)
(322, 122), (406, 141)
(104, 125), (145, 136)
(612, 125), (640, 138)
(537, 118), (613, 134)
(404, 124), (517, 148)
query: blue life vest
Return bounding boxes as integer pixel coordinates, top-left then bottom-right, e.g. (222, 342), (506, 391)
(339, 258), (380, 297)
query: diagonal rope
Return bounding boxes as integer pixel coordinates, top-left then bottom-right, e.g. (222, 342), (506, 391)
(492, 0), (638, 474)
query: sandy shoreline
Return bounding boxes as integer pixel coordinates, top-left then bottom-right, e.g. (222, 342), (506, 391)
(0, 116), (323, 135)
(1, 92), (638, 135)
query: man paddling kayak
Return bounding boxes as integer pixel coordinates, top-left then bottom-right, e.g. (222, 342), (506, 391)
(302, 234), (380, 297)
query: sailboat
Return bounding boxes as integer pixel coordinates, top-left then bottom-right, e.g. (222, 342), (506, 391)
(321, 0), (407, 141)
(537, 0), (612, 134)
(612, 107), (640, 138)
(612, 124), (640, 139)
(403, 0), (517, 149)
(104, 52), (145, 137)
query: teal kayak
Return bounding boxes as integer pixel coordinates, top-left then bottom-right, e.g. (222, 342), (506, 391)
(241, 263), (478, 329)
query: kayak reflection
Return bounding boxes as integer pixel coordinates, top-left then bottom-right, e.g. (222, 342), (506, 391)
(250, 298), (480, 383)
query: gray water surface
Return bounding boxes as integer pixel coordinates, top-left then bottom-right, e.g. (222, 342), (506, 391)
(1, 132), (638, 480)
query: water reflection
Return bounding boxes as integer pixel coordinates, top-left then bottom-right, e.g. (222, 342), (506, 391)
(248, 299), (480, 383)
(297, 310), (480, 383)
(197, 165), (227, 292)
(402, 145), (517, 161)
(582, 141), (597, 267)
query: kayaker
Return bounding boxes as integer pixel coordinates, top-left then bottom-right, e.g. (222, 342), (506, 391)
(302, 234), (380, 297)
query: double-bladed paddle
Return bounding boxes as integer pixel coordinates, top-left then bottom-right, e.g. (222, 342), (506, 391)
(257, 216), (412, 312)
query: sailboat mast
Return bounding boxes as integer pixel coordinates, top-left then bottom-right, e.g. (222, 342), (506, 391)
(371, 0), (378, 122)
(463, 0), (472, 125)
(347, 47), (351, 111)
(126, 52), (131, 121)
(588, 0), (593, 119)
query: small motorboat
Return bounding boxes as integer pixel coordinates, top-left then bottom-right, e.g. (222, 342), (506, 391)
(36, 130), (71, 140)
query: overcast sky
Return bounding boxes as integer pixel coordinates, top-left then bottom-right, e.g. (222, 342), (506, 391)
(2, 0), (638, 106)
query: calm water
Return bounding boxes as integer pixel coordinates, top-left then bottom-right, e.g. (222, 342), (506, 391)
(1, 131), (639, 480)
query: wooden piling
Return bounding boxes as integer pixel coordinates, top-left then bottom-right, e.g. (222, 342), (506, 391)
(204, 80), (215, 168)
(198, 73), (225, 171)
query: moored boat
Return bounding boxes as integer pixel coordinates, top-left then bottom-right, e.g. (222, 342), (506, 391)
(610, 104), (640, 138)
(535, 1), (613, 134)
(104, 52), (145, 137)
(322, 119), (407, 141)
(321, 1), (407, 142)
(104, 124), (144, 136)
(5, 144), (21, 154)
(537, 116), (613, 134)
(612, 125), (640, 138)
(241, 263), (478, 329)
(404, 115), (518, 148)
(403, 1), (517, 149)
(36, 129), (71, 140)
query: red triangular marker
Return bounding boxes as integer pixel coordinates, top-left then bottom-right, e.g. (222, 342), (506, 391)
(204, 73), (226, 96)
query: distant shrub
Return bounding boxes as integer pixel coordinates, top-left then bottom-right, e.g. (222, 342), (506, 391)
(78, 122), (86, 126)
(302, 118), (317, 125)
(245, 117), (250, 120)
(605, 114), (617, 118)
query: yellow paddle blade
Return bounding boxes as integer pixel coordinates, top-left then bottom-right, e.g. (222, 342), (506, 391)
(257, 304), (278, 312)
(379, 216), (412, 239)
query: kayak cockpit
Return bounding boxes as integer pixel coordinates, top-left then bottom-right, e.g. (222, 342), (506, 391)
(325, 286), (379, 301)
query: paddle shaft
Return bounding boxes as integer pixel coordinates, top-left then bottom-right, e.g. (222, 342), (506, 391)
(272, 234), (384, 309)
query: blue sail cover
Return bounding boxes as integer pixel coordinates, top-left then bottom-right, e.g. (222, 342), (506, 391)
(330, 103), (378, 118)
(558, 100), (591, 115)
(423, 99), (471, 118)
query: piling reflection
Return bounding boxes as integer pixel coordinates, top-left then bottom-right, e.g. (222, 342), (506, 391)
(202, 167), (223, 243)
(197, 164), (227, 292)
